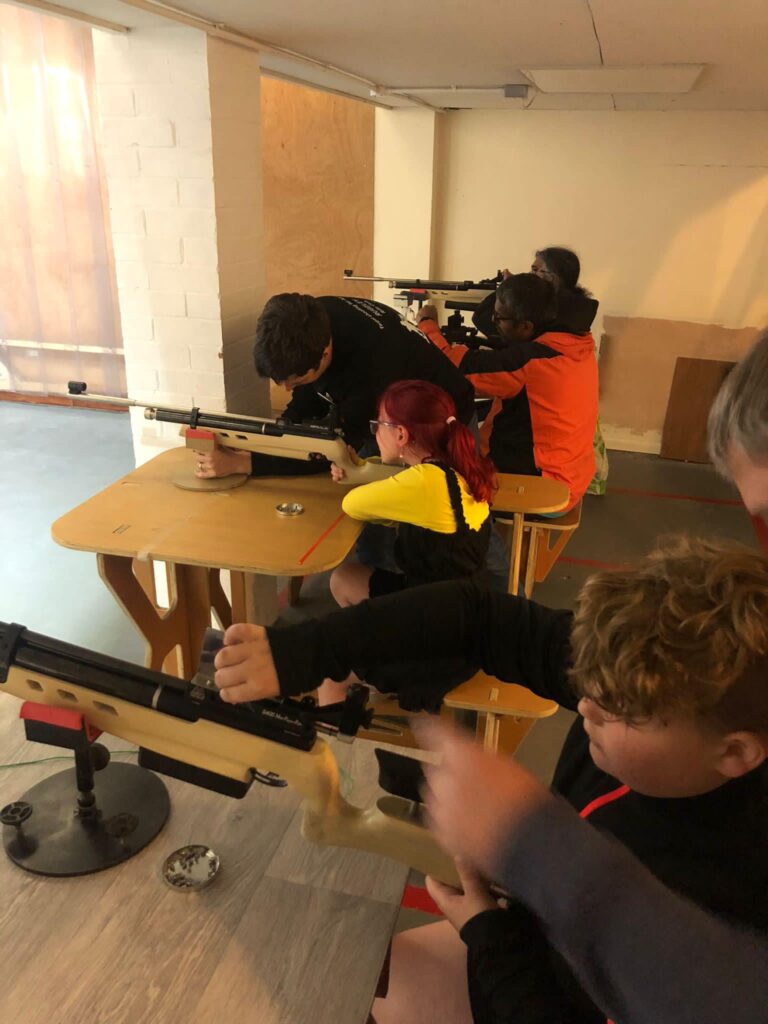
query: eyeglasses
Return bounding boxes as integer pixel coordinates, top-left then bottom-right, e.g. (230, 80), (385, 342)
(491, 311), (518, 324)
(369, 419), (400, 435)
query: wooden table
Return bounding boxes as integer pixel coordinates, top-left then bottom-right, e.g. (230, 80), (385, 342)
(491, 474), (570, 595)
(0, 698), (406, 1024)
(52, 448), (362, 678)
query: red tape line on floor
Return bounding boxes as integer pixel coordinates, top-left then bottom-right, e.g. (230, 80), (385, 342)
(607, 486), (741, 506)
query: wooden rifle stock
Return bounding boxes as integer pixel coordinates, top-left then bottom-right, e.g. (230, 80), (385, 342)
(0, 623), (459, 886)
(64, 382), (399, 486)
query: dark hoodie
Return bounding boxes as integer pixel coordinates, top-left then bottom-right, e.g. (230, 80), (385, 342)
(472, 288), (599, 339)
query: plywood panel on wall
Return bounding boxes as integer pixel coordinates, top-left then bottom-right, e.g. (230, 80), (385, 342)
(261, 78), (374, 300)
(261, 78), (374, 412)
(599, 316), (759, 450)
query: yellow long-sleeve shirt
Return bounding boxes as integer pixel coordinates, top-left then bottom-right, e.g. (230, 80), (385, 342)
(341, 463), (489, 533)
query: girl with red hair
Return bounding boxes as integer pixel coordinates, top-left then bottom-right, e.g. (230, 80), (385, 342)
(321, 380), (495, 709)
(331, 379), (495, 606)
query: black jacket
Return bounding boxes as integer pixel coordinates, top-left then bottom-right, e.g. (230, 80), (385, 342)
(266, 578), (768, 1024)
(251, 297), (475, 476)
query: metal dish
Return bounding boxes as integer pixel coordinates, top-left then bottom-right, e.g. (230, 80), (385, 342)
(162, 844), (220, 892)
(276, 502), (304, 516)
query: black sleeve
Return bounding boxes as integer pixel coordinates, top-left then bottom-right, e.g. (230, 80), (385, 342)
(471, 291), (498, 340)
(249, 453), (329, 477)
(266, 578), (577, 707)
(458, 340), (559, 376)
(280, 384), (330, 424)
(459, 907), (572, 1024)
(492, 799), (768, 1024)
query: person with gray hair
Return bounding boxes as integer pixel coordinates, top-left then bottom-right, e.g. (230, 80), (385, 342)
(708, 328), (768, 519)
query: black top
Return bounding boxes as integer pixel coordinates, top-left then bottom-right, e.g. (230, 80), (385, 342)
(495, 798), (768, 1024)
(393, 462), (491, 588)
(265, 578), (768, 1023)
(251, 297), (475, 476)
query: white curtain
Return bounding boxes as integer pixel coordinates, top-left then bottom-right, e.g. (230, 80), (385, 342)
(0, 5), (125, 397)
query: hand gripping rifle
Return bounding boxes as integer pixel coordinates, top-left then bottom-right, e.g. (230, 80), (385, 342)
(0, 622), (459, 885)
(66, 382), (399, 491)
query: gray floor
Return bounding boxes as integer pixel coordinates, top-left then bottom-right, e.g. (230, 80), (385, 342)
(0, 402), (142, 662)
(2, 401), (759, 788)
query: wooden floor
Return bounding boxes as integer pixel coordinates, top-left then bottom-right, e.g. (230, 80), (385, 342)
(0, 698), (406, 1024)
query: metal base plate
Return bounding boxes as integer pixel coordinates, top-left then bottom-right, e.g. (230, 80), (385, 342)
(2, 763), (170, 877)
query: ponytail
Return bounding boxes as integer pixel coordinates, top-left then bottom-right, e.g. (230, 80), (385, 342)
(444, 417), (497, 504)
(377, 380), (497, 504)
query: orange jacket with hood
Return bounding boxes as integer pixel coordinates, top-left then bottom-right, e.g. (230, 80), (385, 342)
(420, 315), (598, 510)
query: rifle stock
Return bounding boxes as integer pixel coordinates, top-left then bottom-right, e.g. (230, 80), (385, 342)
(65, 383), (399, 487)
(0, 625), (459, 887)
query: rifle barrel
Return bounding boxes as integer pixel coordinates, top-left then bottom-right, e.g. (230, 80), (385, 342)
(65, 383), (340, 441)
(342, 272), (499, 292)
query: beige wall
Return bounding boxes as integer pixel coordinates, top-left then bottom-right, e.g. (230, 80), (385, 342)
(373, 108), (437, 304)
(385, 109), (768, 450)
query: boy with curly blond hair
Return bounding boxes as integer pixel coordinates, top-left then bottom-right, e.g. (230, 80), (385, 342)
(214, 536), (768, 1024)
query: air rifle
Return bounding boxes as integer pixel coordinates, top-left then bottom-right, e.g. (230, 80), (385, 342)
(66, 382), (399, 490)
(343, 269), (502, 349)
(0, 622), (460, 886)
(343, 268), (502, 293)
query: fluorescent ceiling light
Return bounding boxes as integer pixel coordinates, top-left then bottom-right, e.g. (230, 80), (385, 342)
(522, 65), (705, 94)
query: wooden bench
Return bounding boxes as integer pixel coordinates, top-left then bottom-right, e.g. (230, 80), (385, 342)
(520, 499), (583, 592)
(490, 474), (570, 596)
(358, 671), (558, 756)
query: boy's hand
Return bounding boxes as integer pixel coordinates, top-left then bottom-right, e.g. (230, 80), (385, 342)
(213, 623), (280, 702)
(194, 446), (251, 479)
(417, 719), (550, 877)
(425, 859), (497, 933)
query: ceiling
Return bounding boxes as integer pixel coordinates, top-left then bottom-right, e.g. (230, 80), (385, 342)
(13, 0), (768, 110)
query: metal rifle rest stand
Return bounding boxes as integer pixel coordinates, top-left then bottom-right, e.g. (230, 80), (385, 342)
(1, 702), (169, 876)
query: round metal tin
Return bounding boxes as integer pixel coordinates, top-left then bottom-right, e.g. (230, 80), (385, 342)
(162, 844), (220, 892)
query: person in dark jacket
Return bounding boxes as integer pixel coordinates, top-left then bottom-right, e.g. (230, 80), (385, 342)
(415, 718), (768, 1024)
(211, 536), (768, 1024)
(469, 247), (608, 495)
(420, 273), (598, 510)
(193, 293), (475, 481)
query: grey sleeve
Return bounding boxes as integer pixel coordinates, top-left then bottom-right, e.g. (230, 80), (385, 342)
(493, 799), (768, 1024)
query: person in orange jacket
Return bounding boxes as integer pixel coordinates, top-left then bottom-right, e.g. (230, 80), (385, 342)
(419, 273), (598, 511)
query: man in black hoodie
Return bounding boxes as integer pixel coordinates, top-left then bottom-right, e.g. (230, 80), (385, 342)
(194, 293), (475, 480)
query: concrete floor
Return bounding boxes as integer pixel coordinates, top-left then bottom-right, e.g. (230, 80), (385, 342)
(2, 401), (758, 787)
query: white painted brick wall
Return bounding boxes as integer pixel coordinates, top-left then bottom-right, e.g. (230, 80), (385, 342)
(100, 117), (175, 148)
(186, 293), (221, 319)
(147, 263), (217, 294)
(182, 237), (219, 267)
(154, 316), (221, 348)
(93, 25), (221, 462)
(93, 27), (268, 462)
(139, 147), (211, 179)
(145, 207), (215, 239)
(178, 178), (216, 208)
(149, 292), (186, 317)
